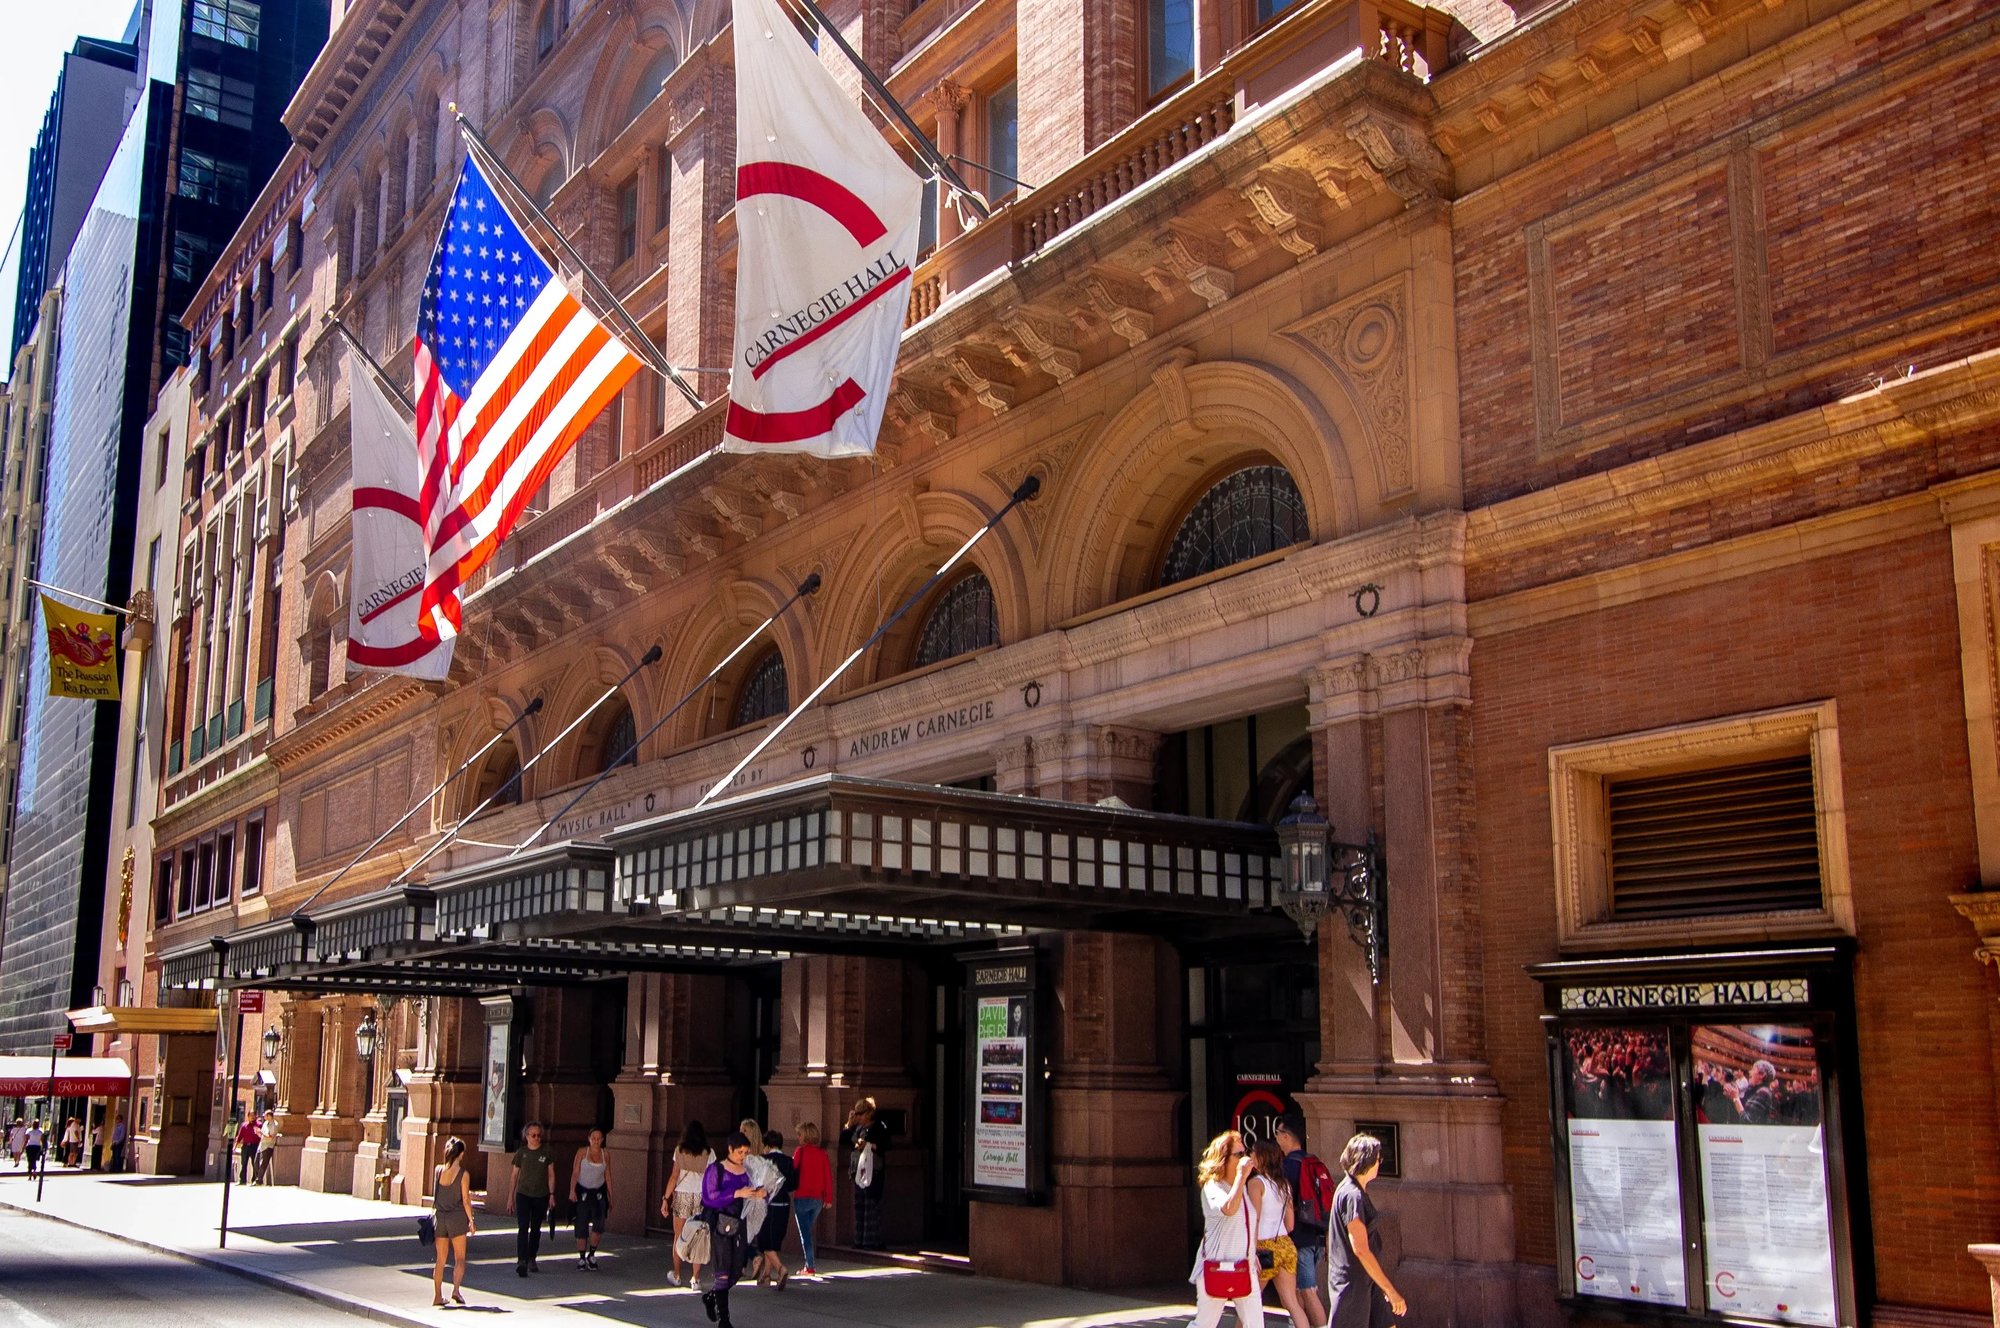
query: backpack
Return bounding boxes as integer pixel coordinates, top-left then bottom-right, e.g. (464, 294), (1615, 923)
(1295, 1153), (1337, 1232)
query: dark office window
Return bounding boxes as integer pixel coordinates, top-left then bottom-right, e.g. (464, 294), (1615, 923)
(178, 151), (251, 209)
(1148, 0), (1195, 97)
(215, 828), (235, 903)
(1160, 465), (1308, 587)
(616, 177), (639, 264)
(154, 856), (174, 924)
(192, 0), (261, 48)
(186, 67), (255, 130)
(913, 573), (997, 669)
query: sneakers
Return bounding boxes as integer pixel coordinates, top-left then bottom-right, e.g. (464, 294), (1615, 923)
(665, 1270), (682, 1288)
(586, 1252), (599, 1270)
(800, 1265), (817, 1277)
(577, 1256), (589, 1271)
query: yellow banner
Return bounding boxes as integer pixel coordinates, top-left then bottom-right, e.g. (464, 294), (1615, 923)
(42, 594), (120, 700)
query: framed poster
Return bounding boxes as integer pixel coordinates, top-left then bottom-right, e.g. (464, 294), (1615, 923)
(1693, 1024), (1836, 1326)
(478, 995), (515, 1151)
(961, 948), (1046, 1202)
(1561, 1025), (1686, 1308)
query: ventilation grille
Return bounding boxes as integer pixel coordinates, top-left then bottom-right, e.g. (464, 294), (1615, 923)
(1607, 755), (1822, 920)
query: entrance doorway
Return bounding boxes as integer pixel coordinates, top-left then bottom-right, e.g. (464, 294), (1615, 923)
(1187, 941), (1321, 1159)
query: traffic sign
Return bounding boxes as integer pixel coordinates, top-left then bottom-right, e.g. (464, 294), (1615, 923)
(50, 1033), (71, 1051)
(238, 990), (264, 1014)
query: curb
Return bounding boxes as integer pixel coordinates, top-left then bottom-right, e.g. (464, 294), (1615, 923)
(0, 1195), (440, 1328)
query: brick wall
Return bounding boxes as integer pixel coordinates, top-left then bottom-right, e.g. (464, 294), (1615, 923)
(1470, 531), (1995, 1312)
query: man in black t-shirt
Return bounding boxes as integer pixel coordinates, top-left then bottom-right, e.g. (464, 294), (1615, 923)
(510, 1122), (556, 1276)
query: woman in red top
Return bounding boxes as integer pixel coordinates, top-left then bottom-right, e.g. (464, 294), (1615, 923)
(790, 1121), (833, 1275)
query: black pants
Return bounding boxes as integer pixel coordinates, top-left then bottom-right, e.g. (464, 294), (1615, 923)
(516, 1193), (549, 1269)
(853, 1182), (884, 1248)
(573, 1186), (607, 1243)
(238, 1143), (256, 1184)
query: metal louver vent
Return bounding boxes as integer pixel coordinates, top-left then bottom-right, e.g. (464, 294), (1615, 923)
(1607, 755), (1821, 920)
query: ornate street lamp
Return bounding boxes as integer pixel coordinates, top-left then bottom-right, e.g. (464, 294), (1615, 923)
(261, 1025), (282, 1063)
(1275, 792), (1387, 985)
(354, 1010), (379, 1107)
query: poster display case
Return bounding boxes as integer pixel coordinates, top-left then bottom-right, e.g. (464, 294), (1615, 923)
(961, 947), (1047, 1203)
(1531, 946), (1863, 1328)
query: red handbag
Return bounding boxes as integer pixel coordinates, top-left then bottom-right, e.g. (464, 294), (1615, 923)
(1201, 1189), (1255, 1300)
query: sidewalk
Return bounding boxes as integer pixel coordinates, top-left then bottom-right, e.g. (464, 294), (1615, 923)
(0, 1167), (1196, 1328)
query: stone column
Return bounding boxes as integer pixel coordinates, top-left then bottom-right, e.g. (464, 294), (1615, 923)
(352, 996), (396, 1201)
(606, 971), (741, 1235)
(268, 996), (319, 1186)
(400, 994), (488, 1205)
(1027, 724), (1161, 806)
(300, 996), (363, 1195)
(1298, 637), (1517, 1327)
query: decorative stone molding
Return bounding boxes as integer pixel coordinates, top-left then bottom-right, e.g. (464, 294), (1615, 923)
(999, 310), (1081, 384)
(1951, 893), (2000, 977)
(1340, 105), (1449, 202)
(947, 347), (1016, 413)
(1283, 277), (1415, 498)
(1240, 167), (1325, 258)
(1145, 227), (1234, 309)
(979, 420), (1094, 546)
(1072, 271), (1154, 348)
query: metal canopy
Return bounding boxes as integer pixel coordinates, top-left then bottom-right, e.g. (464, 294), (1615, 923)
(167, 776), (1285, 994)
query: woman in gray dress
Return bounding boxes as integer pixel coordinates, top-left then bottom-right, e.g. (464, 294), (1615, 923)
(432, 1137), (476, 1306)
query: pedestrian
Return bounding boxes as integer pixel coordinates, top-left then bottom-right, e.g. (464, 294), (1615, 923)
(1188, 1130), (1262, 1328)
(662, 1120), (713, 1289)
(431, 1136), (474, 1307)
(569, 1126), (610, 1269)
(110, 1117), (127, 1173)
(1250, 1138), (1313, 1328)
(62, 1117), (82, 1168)
(234, 1110), (260, 1184)
(509, 1120), (555, 1277)
(753, 1127), (796, 1288)
(24, 1120), (45, 1177)
(838, 1096), (889, 1250)
(254, 1110), (278, 1184)
(88, 1121), (101, 1171)
(7, 1118), (23, 1168)
(735, 1119), (782, 1285)
(1277, 1115), (1334, 1328)
(790, 1121), (831, 1277)
(1326, 1134), (1406, 1328)
(699, 1130), (767, 1328)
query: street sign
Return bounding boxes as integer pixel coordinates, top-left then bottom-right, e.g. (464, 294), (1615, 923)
(50, 1033), (71, 1051)
(238, 991), (264, 1014)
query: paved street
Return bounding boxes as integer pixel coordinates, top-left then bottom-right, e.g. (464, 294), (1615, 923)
(0, 1170), (1201, 1328)
(0, 1206), (370, 1326)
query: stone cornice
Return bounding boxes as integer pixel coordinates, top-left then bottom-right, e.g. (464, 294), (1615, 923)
(283, 0), (423, 162)
(267, 675), (435, 770)
(156, 753), (280, 837)
(1466, 350), (2000, 570)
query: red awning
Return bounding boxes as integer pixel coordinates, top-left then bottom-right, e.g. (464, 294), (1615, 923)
(0, 1056), (132, 1096)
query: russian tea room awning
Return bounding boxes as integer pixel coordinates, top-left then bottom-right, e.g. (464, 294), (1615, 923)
(0, 1056), (132, 1096)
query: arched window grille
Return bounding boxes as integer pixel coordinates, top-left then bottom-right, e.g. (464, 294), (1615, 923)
(733, 648), (788, 728)
(1159, 464), (1309, 587)
(912, 572), (997, 669)
(600, 703), (638, 773)
(476, 742), (523, 809)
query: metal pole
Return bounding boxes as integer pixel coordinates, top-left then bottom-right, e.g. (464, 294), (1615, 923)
(34, 1042), (53, 1202)
(325, 314), (418, 416)
(512, 574), (821, 855)
(783, 0), (990, 219)
(219, 994), (244, 1248)
(448, 112), (707, 412)
(24, 579), (137, 617)
(695, 476), (1038, 808)
(396, 645), (664, 881)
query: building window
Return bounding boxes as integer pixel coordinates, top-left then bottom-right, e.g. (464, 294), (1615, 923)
(655, 146), (673, 234)
(1547, 701), (1853, 950)
(178, 846), (197, 916)
(1159, 464), (1309, 587)
(475, 740), (523, 810)
(616, 176), (639, 265)
(626, 45), (679, 127)
(1253, 0), (1302, 25)
(984, 81), (1019, 201)
(733, 648), (788, 728)
(186, 66), (255, 130)
(599, 703), (638, 773)
(154, 856), (174, 925)
(1148, 0), (1195, 98)
(215, 828), (235, 903)
(535, 0), (560, 58)
(192, 0), (261, 48)
(195, 839), (216, 911)
(240, 815), (264, 895)
(913, 572), (997, 669)
(178, 151), (251, 209)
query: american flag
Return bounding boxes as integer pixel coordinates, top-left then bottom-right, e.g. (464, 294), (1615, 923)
(413, 155), (642, 641)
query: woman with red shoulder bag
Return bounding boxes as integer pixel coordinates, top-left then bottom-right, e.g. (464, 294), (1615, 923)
(1188, 1130), (1263, 1327)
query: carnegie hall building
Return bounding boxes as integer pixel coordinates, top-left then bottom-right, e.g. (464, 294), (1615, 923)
(119, 0), (2000, 1323)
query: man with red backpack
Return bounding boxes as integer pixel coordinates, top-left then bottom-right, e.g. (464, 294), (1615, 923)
(1278, 1115), (1334, 1328)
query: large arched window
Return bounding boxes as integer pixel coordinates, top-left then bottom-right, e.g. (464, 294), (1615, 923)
(624, 46), (679, 127)
(599, 702), (638, 773)
(912, 572), (997, 669)
(1159, 464), (1308, 587)
(474, 739), (524, 810)
(535, 0), (563, 59)
(733, 647), (787, 728)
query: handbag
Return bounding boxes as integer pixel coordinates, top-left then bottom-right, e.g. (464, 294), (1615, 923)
(416, 1213), (436, 1246)
(853, 1142), (875, 1188)
(713, 1209), (744, 1238)
(1200, 1189), (1255, 1301)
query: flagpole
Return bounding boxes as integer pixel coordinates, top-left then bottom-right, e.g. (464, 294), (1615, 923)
(695, 476), (1038, 809)
(288, 698), (545, 919)
(510, 573), (822, 855)
(445, 108), (707, 413)
(781, 0), (990, 220)
(325, 313), (417, 417)
(24, 580), (141, 617)
(395, 644), (665, 882)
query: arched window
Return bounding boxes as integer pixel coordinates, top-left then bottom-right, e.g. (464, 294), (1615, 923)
(535, 0), (561, 58)
(1159, 464), (1308, 587)
(733, 647), (787, 728)
(624, 46), (679, 127)
(474, 740), (523, 810)
(599, 703), (638, 773)
(912, 572), (997, 669)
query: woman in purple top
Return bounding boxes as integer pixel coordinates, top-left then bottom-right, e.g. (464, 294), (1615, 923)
(700, 1131), (767, 1328)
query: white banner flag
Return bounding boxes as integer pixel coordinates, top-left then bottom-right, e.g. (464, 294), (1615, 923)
(723, 0), (923, 456)
(347, 359), (453, 681)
